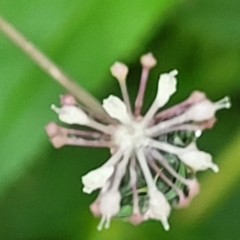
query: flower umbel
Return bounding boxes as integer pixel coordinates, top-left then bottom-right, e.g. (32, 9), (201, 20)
(46, 53), (230, 231)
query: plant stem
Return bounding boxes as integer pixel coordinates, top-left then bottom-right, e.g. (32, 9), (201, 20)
(0, 15), (107, 117)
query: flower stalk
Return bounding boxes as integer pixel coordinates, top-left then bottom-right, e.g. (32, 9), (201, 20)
(0, 15), (107, 117)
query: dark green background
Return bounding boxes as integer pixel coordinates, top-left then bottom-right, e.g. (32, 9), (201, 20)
(0, 0), (240, 239)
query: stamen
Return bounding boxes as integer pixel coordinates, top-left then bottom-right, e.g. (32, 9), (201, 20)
(154, 91), (206, 122)
(111, 150), (131, 191)
(130, 156), (140, 214)
(110, 62), (132, 115)
(146, 114), (188, 136)
(65, 137), (112, 148)
(135, 149), (156, 190)
(45, 122), (109, 148)
(65, 128), (103, 139)
(150, 124), (201, 137)
(88, 119), (115, 135)
(149, 118), (216, 137)
(45, 121), (104, 139)
(102, 148), (124, 168)
(119, 80), (132, 116)
(134, 53), (157, 116)
(150, 149), (189, 185)
(147, 139), (186, 155)
(141, 70), (177, 126)
(148, 159), (185, 201)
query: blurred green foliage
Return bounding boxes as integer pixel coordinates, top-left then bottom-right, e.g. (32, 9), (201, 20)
(0, 0), (240, 239)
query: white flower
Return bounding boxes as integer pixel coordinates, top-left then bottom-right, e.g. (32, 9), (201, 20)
(82, 166), (114, 194)
(47, 52), (230, 231)
(102, 95), (131, 124)
(110, 62), (128, 82)
(178, 150), (219, 173)
(51, 104), (90, 125)
(155, 70), (178, 108)
(185, 97), (231, 122)
(97, 190), (121, 230)
(144, 188), (171, 231)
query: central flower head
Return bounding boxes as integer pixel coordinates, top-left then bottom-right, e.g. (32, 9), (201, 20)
(113, 118), (146, 150)
(46, 52), (230, 231)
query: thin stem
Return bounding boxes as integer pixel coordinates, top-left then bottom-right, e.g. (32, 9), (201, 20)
(148, 159), (184, 199)
(119, 80), (132, 116)
(147, 138), (186, 155)
(0, 15), (108, 117)
(134, 67), (149, 116)
(154, 91), (206, 122)
(150, 149), (189, 185)
(130, 156), (140, 214)
(135, 149), (156, 190)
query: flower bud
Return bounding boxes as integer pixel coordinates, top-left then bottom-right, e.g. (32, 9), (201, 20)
(155, 70), (178, 108)
(51, 105), (90, 125)
(102, 95), (131, 124)
(110, 62), (128, 82)
(140, 52), (157, 68)
(82, 166), (114, 194)
(98, 190), (121, 230)
(178, 150), (219, 172)
(144, 188), (171, 231)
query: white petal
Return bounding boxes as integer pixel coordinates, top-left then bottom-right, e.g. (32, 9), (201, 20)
(178, 150), (219, 172)
(155, 70), (178, 108)
(102, 95), (131, 124)
(51, 105), (90, 125)
(144, 188), (171, 231)
(82, 166), (114, 194)
(97, 190), (121, 230)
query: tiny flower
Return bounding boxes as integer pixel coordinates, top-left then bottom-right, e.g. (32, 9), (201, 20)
(178, 149), (219, 173)
(110, 62), (129, 82)
(46, 52), (230, 231)
(143, 188), (171, 231)
(82, 166), (114, 194)
(140, 52), (157, 68)
(176, 178), (200, 208)
(97, 190), (121, 230)
(155, 70), (178, 108)
(51, 104), (90, 125)
(102, 95), (131, 124)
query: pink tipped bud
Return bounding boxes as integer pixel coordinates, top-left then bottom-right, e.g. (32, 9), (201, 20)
(50, 135), (67, 148)
(186, 97), (231, 122)
(176, 179), (200, 208)
(60, 94), (77, 106)
(129, 213), (144, 225)
(140, 53), (157, 68)
(51, 105), (90, 125)
(110, 62), (129, 82)
(97, 190), (121, 230)
(45, 122), (61, 138)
